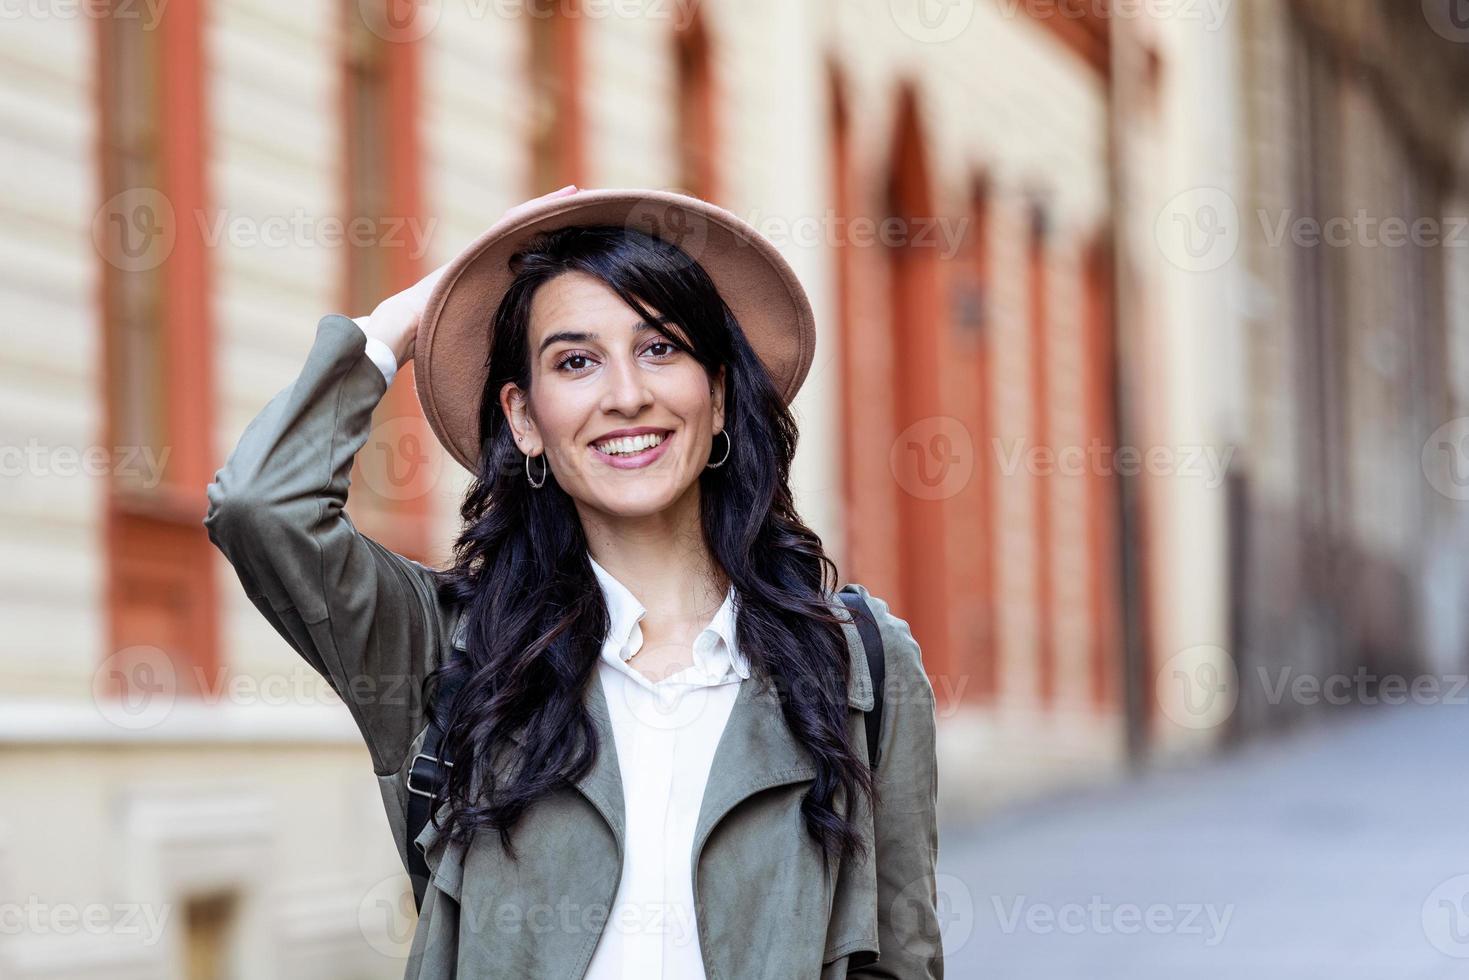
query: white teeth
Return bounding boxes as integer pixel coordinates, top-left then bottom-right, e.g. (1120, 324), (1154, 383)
(595, 432), (666, 456)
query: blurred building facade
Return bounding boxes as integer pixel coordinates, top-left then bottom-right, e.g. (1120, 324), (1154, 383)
(2, 0), (1468, 976)
(1116, 0), (1469, 752)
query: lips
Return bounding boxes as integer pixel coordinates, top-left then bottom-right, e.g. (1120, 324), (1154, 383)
(593, 429), (670, 456)
(590, 429), (675, 469)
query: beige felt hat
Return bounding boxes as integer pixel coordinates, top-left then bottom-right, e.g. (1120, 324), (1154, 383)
(414, 187), (817, 476)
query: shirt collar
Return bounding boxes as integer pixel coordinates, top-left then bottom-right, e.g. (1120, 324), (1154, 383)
(588, 553), (749, 681)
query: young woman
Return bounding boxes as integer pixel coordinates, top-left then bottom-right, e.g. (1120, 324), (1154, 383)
(203, 185), (942, 979)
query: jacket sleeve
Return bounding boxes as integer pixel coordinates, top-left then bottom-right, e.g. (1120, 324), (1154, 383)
(202, 313), (446, 776)
(850, 587), (945, 979)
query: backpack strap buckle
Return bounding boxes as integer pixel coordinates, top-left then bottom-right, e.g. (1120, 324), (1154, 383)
(406, 752), (455, 799)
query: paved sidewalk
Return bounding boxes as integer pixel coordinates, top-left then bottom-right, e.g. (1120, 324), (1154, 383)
(937, 703), (1469, 979)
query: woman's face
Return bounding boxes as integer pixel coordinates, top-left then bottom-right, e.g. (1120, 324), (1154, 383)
(501, 270), (725, 520)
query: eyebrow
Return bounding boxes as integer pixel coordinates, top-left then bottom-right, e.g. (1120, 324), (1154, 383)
(537, 316), (680, 356)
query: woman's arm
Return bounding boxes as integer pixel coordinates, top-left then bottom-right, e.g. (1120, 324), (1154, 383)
(848, 586), (945, 979)
(202, 187), (580, 775)
(202, 313), (445, 776)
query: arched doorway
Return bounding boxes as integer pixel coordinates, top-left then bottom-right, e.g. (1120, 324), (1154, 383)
(884, 84), (952, 685)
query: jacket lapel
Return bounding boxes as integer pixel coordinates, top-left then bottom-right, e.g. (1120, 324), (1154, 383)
(565, 671), (627, 853)
(449, 597), (876, 869)
(692, 601), (874, 870)
(451, 614), (630, 856)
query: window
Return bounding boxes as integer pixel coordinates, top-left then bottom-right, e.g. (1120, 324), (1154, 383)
(97, 0), (219, 696)
(340, 1), (433, 563)
(182, 891), (240, 980)
(674, 12), (716, 200)
(527, 0), (584, 194)
(1027, 201), (1055, 706)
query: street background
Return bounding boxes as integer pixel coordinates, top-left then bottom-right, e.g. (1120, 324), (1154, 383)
(3, 0), (1469, 976)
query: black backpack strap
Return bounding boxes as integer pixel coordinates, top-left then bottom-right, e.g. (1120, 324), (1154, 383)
(405, 669), (465, 913)
(838, 588), (885, 769)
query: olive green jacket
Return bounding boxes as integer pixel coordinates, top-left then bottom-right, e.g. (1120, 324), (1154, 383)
(202, 314), (944, 979)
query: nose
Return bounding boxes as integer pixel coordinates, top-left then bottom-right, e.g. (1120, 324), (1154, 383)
(599, 350), (653, 417)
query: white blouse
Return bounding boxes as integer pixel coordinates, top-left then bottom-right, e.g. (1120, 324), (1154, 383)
(585, 554), (747, 980)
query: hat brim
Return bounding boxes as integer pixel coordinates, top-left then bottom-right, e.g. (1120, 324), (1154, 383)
(414, 187), (817, 476)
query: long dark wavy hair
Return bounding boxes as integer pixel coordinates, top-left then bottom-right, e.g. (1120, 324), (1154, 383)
(422, 223), (876, 870)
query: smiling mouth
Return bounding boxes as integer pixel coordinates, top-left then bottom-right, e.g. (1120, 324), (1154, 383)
(591, 430), (673, 458)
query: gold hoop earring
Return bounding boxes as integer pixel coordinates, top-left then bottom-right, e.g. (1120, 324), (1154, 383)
(706, 429), (731, 469)
(525, 451), (547, 488)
